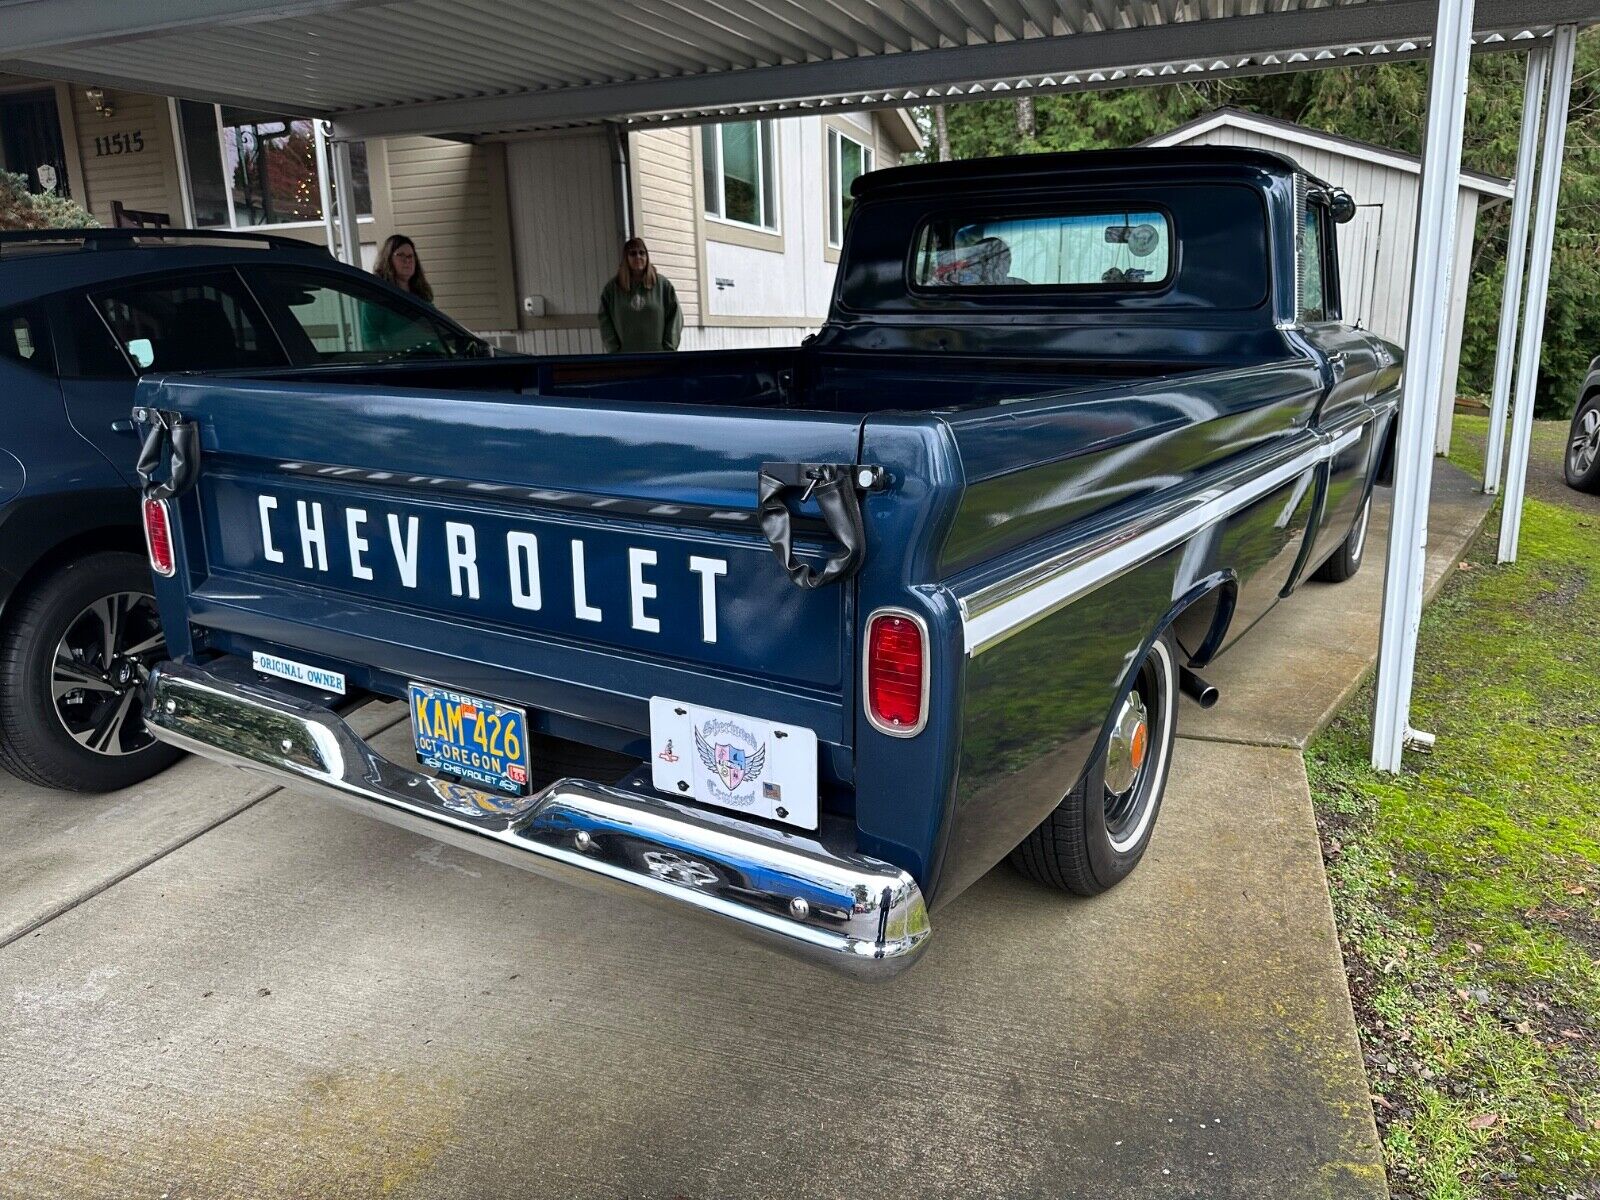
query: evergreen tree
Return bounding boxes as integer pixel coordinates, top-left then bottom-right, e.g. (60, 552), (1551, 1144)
(0, 170), (97, 231)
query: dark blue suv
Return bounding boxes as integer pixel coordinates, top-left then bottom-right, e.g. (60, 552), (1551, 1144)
(0, 228), (488, 791)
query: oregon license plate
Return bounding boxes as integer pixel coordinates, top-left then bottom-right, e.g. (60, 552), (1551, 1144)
(649, 697), (818, 829)
(408, 683), (530, 795)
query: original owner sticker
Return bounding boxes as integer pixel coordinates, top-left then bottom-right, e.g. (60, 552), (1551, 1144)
(251, 651), (347, 694)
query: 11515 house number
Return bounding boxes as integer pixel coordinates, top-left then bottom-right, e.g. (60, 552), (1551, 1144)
(93, 132), (145, 157)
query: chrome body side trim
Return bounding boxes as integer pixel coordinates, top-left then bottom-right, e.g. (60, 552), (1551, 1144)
(144, 657), (930, 980)
(959, 421), (1367, 656)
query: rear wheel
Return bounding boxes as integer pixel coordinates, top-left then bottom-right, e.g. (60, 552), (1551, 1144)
(1009, 632), (1179, 895)
(0, 551), (182, 792)
(1565, 394), (1600, 493)
(1312, 491), (1373, 583)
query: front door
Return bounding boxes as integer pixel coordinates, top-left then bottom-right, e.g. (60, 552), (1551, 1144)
(0, 90), (70, 198)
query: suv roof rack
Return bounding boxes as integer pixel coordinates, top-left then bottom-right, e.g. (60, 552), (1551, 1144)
(0, 227), (331, 256)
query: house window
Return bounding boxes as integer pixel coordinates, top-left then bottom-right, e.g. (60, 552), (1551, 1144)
(701, 121), (777, 231)
(176, 99), (370, 229)
(827, 128), (873, 247)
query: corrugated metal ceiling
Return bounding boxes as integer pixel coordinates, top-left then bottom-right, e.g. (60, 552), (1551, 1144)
(2, 0), (1596, 137)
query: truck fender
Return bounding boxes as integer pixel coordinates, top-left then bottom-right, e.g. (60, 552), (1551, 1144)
(1374, 406), (1400, 487)
(1078, 570), (1235, 789)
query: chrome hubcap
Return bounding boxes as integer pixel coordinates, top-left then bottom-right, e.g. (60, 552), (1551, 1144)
(52, 591), (164, 757)
(1570, 408), (1600, 477)
(1104, 690), (1149, 797)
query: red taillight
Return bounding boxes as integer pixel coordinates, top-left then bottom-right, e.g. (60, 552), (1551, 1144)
(143, 498), (174, 578)
(866, 610), (927, 736)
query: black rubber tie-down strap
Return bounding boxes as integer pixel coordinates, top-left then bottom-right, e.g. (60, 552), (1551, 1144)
(758, 464), (868, 590)
(137, 415), (201, 501)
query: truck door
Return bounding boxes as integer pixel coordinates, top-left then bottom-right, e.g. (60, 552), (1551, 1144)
(1296, 200), (1380, 569)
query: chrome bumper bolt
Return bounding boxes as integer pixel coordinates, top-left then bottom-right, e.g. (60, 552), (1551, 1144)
(164, 699), (176, 714)
(788, 897), (810, 920)
(574, 830), (593, 852)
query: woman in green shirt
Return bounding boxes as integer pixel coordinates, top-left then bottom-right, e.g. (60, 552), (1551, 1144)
(598, 238), (682, 353)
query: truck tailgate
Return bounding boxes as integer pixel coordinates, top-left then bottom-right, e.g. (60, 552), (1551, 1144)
(147, 376), (866, 746)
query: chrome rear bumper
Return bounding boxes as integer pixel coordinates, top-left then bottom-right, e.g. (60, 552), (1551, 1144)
(144, 658), (930, 979)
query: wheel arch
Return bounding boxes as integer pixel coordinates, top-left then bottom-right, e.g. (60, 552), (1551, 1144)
(1080, 571), (1232, 790)
(0, 492), (144, 629)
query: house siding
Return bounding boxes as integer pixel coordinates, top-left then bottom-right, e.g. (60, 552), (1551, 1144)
(69, 87), (185, 226)
(629, 127), (702, 327)
(503, 132), (619, 335)
(385, 136), (516, 330)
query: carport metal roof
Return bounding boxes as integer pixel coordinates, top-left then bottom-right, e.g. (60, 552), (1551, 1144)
(1, 0), (1596, 138)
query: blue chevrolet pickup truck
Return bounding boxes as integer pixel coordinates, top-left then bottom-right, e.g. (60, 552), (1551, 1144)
(134, 148), (1398, 978)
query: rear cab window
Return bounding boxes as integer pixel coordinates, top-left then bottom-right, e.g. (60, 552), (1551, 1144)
(912, 210), (1173, 290)
(89, 270), (285, 375)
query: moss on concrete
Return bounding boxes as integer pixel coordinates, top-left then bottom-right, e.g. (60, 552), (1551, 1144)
(1307, 416), (1600, 1197)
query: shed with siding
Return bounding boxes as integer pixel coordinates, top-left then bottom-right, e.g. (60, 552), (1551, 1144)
(1146, 108), (1510, 454)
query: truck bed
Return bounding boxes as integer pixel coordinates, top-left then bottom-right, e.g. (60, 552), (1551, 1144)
(260, 346), (1254, 415)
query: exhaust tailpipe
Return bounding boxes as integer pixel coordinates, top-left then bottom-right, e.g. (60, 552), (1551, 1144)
(1179, 666), (1219, 709)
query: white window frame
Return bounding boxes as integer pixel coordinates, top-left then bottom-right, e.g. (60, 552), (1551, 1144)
(178, 101), (372, 233)
(703, 120), (779, 233)
(827, 127), (874, 249)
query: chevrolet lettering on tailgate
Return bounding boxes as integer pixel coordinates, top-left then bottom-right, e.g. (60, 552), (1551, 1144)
(254, 491), (729, 640)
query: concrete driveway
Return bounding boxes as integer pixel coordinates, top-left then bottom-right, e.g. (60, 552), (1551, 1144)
(0, 463), (1492, 1200)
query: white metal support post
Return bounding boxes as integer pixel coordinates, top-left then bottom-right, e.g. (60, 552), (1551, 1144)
(313, 119), (338, 256)
(1483, 47), (1549, 494)
(329, 137), (361, 266)
(1499, 24), (1578, 563)
(1371, 0), (1476, 772)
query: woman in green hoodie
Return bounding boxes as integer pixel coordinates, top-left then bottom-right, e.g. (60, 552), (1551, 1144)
(598, 238), (682, 353)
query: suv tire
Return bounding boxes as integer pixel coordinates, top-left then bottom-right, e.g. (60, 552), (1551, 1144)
(0, 551), (181, 792)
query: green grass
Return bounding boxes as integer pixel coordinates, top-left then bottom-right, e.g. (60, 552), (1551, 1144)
(1306, 414), (1600, 1197)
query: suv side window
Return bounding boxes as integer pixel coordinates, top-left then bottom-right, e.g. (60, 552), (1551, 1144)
(0, 306), (55, 375)
(58, 296), (133, 379)
(89, 271), (285, 374)
(244, 265), (476, 364)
